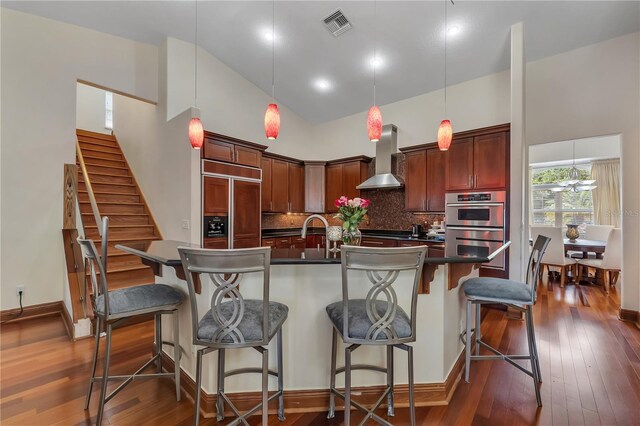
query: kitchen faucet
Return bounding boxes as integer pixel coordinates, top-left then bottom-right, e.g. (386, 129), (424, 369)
(301, 214), (329, 256)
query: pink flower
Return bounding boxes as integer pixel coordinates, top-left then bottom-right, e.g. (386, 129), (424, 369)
(336, 196), (348, 207)
(361, 198), (370, 208)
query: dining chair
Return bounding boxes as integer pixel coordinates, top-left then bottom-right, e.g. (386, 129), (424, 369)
(325, 245), (427, 426)
(530, 226), (577, 288)
(577, 228), (621, 293)
(78, 217), (184, 426)
(177, 246), (288, 426)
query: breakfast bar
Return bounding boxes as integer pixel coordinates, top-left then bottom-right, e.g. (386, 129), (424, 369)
(116, 240), (510, 412)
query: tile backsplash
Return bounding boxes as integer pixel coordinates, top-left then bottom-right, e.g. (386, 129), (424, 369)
(262, 154), (445, 231)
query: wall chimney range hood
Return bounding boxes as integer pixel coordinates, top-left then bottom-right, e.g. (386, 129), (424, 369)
(356, 124), (404, 190)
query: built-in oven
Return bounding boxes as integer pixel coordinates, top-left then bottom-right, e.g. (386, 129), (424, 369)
(445, 191), (506, 228)
(445, 227), (505, 269)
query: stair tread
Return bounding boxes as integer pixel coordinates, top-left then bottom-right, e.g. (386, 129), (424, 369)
(81, 171), (132, 178)
(76, 129), (116, 140)
(79, 201), (143, 205)
(78, 190), (139, 196)
(78, 181), (136, 187)
(79, 162), (130, 171)
(78, 139), (120, 148)
(87, 264), (152, 275)
(83, 213), (149, 216)
(85, 224), (154, 229)
(80, 155), (126, 163)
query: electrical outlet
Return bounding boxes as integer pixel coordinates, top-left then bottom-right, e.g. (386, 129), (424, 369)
(16, 285), (25, 297)
(181, 220), (190, 230)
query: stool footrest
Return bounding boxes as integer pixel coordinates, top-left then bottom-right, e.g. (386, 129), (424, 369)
(224, 367), (279, 378)
(329, 385), (393, 426)
(219, 389), (283, 425)
(335, 364), (387, 375)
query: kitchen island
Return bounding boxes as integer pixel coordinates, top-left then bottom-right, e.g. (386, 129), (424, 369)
(116, 240), (509, 414)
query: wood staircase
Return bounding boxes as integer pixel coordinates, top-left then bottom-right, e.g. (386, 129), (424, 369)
(76, 129), (162, 290)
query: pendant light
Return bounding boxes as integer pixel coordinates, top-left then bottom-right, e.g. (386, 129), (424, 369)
(438, 0), (453, 151)
(367, 0), (382, 142)
(264, 0), (280, 140)
(188, 0), (204, 149)
(550, 141), (597, 192)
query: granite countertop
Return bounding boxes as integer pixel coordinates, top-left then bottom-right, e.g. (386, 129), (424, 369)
(115, 240), (510, 267)
(262, 228), (445, 243)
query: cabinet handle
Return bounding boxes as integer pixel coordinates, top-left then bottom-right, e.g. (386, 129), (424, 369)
(468, 175), (472, 188)
(427, 199), (430, 211)
(475, 175), (478, 188)
(270, 200), (273, 211)
(422, 200), (426, 211)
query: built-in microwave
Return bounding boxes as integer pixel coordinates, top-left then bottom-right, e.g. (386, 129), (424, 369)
(445, 191), (506, 228)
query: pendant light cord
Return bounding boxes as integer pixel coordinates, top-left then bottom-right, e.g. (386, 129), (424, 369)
(444, 0), (447, 117)
(194, 0), (198, 108)
(373, 0), (377, 106)
(272, 0), (275, 101)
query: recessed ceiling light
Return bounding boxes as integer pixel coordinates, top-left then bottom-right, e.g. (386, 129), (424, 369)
(447, 25), (461, 36)
(369, 56), (384, 69)
(314, 78), (332, 92)
(263, 30), (276, 42)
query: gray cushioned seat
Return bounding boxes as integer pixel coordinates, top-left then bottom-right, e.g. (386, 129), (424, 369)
(197, 300), (288, 343)
(326, 299), (412, 340)
(95, 284), (184, 316)
(463, 277), (532, 304)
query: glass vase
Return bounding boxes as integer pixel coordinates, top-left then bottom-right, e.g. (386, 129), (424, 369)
(342, 226), (362, 246)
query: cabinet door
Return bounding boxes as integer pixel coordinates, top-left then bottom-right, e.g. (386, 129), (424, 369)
(404, 150), (427, 211)
(275, 237), (291, 249)
(426, 148), (446, 212)
(203, 176), (229, 216)
(288, 163), (305, 213)
(235, 145), (262, 168)
(271, 160), (289, 212)
(261, 158), (272, 212)
(203, 238), (228, 249)
(397, 240), (424, 247)
(474, 132), (507, 190)
(290, 236), (306, 249)
(305, 164), (325, 213)
(325, 164), (343, 213)
(262, 238), (276, 248)
(445, 137), (474, 191)
(203, 138), (234, 163)
(232, 180), (260, 247)
(361, 237), (398, 248)
(342, 161), (364, 200)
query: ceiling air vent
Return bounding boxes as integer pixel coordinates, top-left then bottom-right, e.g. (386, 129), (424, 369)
(323, 9), (352, 37)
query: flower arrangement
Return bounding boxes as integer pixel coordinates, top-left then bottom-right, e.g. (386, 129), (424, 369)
(334, 196), (370, 245)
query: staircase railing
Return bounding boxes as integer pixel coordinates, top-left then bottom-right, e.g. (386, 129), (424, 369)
(76, 140), (102, 237)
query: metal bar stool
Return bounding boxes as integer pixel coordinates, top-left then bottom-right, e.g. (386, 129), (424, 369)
(325, 245), (427, 426)
(178, 246), (288, 426)
(79, 217), (184, 425)
(461, 235), (551, 406)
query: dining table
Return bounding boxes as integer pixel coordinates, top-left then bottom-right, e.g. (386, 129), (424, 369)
(564, 238), (607, 259)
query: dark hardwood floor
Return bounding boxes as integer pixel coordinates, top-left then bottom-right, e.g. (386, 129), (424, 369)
(2, 278), (639, 425)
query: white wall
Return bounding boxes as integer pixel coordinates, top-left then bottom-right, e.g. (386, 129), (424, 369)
(76, 83), (109, 134)
(525, 32), (640, 311)
(0, 8), (158, 310)
(165, 38), (316, 160)
(312, 70), (511, 159)
(529, 135), (621, 166)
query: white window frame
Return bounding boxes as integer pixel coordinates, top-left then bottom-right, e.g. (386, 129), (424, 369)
(105, 91), (113, 130)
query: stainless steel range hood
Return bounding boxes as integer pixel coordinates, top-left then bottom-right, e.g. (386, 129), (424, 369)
(356, 124), (404, 190)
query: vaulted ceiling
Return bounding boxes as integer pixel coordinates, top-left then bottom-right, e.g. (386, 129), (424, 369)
(4, 1), (639, 123)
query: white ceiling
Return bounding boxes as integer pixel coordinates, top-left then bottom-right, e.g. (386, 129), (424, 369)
(3, 1), (639, 124)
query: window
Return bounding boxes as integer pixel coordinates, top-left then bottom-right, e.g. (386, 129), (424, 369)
(530, 164), (594, 229)
(105, 91), (113, 130)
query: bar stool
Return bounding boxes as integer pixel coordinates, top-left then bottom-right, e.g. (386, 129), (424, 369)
(461, 235), (551, 406)
(177, 246), (288, 426)
(325, 245), (427, 426)
(78, 217), (184, 425)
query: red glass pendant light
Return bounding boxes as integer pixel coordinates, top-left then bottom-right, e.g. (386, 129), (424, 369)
(264, 103), (280, 140)
(437, 119), (452, 151)
(188, 117), (204, 149)
(367, 106), (382, 142)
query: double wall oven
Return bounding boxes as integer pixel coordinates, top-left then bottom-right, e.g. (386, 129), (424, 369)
(445, 191), (507, 271)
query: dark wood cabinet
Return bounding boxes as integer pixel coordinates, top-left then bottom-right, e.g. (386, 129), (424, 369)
(304, 162), (326, 213)
(360, 237), (398, 248)
(473, 132), (507, 190)
(325, 157), (371, 213)
(203, 176), (229, 216)
(288, 163), (305, 213)
(270, 159), (289, 212)
(261, 238), (276, 248)
(402, 147), (446, 212)
(290, 236), (306, 249)
(444, 127), (509, 192)
(445, 137), (474, 191)
(260, 158), (272, 211)
(203, 238), (228, 249)
(233, 180), (260, 247)
(275, 237), (292, 249)
(202, 132), (265, 168)
(426, 149), (446, 212)
(261, 154), (304, 213)
(305, 234), (327, 249)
